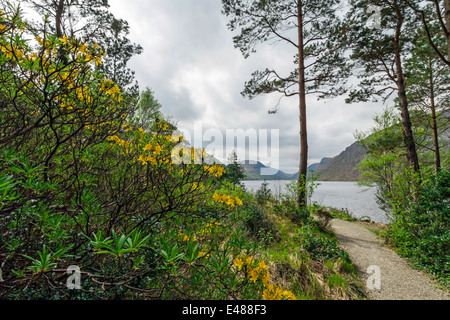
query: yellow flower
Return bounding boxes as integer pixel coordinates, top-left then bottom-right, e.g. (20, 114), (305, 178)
(92, 55), (103, 66)
(212, 193), (242, 207)
(197, 251), (210, 259)
(207, 164), (225, 177)
(248, 268), (259, 283)
(143, 143), (153, 152)
(59, 35), (70, 45)
(235, 197), (243, 206)
(178, 232), (196, 242)
(262, 284), (281, 300)
(79, 43), (88, 53)
(225, 198), (235, 207)
(262, 284), (296, 300)
(258, 261), (267, 269)
(153, 144), (162, 155)
(233, 257), (244, 271)
(282, 290), (296, 300)
(137, 154), (148, 165)
(234, 255), (273, 287)
(245, 256), (255, 265)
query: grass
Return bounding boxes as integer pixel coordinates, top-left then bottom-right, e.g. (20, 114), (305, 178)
(253, 203), (366, 300)
(319, 206), (358, 222)
(313, 205), (389, 236)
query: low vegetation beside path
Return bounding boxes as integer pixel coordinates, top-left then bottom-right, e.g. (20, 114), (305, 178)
(243, 184), (367, 300)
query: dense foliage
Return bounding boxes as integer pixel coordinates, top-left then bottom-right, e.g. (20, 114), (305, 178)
(1, 0), (447, 300)
(357, 106), (449, 287)
(0, 4), (365, 300)
(0, 5), (248, 299)
(350, 0), (449, 286)
(385, 169), (450, 286)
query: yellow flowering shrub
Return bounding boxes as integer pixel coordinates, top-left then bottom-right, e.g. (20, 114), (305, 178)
(197, 251), (210, 259)
(262, 284), (297, 300)
(106, 121), (177, 167)
(233, 255), (296, 300)
(204, 164), (225, 177)
(212, 192), (243, 207)
(2, 5), (270, 301)
(178, 232), (197, 242)
(0, 8), (128, 147)
(201, 221), (220, 236)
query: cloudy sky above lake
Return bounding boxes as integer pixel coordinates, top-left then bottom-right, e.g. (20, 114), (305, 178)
(108, 0), (386, 174)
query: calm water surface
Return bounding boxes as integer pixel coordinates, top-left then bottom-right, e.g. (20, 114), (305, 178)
(242, 180), (389, 224)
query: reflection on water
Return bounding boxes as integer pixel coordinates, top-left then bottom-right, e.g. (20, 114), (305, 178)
(242, 180), (389, 224)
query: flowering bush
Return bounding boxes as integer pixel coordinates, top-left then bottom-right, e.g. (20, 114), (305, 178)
(0, 4), (365, 301)
(234, 255), (296, 300)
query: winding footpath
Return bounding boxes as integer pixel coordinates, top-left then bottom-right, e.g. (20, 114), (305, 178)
(330, 219), (450, 300)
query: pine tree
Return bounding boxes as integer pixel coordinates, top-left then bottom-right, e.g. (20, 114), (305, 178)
(405, 24), (450, 173)
(344, 0), (421, 175)
(22, 0), (142, 99)
(223, 150), (246, 186)
(222, 0), (349, 208)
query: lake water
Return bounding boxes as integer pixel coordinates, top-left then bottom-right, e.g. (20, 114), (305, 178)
(242, 180), (389, 224)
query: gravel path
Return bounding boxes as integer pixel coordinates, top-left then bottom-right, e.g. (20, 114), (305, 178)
(330, 219), (450, 300)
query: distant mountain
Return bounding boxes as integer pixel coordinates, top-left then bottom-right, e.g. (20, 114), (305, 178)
(308, 157), (332, 173)
(274, 111), (450, 182)
(241, 160), (296, 180)
(307, 141), (366, 181)
(241, 141), (366, 181)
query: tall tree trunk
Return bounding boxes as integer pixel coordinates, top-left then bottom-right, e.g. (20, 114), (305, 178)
(428, 61), (441, 173)
(297, 1), (308, 208)
(394, 12), (420, 175)
(55, 0), (65, 38)
(445, 0), (450, 60)
(55, 0), (68, 63)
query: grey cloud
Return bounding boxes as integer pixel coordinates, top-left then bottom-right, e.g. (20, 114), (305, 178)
(108, 0), (387, 173)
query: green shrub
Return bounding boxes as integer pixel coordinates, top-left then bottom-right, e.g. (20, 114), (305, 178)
(291, 207), (311, 226)
(0, 9), (270, 299)
(299, 224), (349, 262)
(242, 196), (280, 245)
(255, 180), (272, 206)
(386, 169), (450, 285)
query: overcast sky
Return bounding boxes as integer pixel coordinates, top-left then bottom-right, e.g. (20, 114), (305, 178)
(107, 0), (386, 174)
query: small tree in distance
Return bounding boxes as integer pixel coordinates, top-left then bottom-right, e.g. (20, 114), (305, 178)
(256, 180), (272, 206)
(222, 150), (246, 187)
(134, 87), (164, 131)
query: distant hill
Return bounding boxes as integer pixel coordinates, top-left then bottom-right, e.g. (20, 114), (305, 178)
(308, 157), (332, 173)
(262, 110), (450, 182)
(241, 160), (296, 180)
(241, 141), (366, 181)
(307, 141), (366, 181)
(284, 142), (366, 181)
